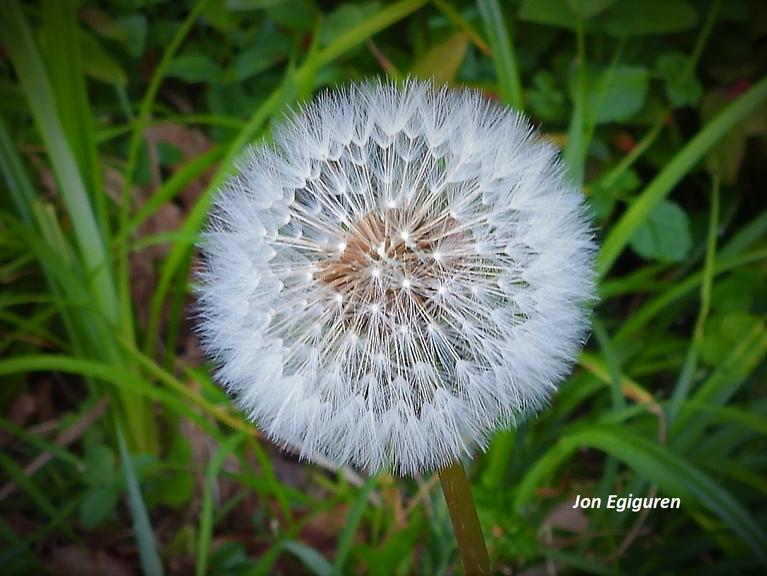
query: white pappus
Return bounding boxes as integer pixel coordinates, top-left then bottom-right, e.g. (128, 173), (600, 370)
(196, 80), (596, 476)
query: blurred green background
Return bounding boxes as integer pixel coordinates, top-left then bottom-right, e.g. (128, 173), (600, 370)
(1, 0), (766, 574)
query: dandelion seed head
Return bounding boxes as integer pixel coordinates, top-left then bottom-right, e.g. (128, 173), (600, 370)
(197, 79), (596, 476)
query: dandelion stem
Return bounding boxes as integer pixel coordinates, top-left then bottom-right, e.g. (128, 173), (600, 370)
(439, 460), (491, 575)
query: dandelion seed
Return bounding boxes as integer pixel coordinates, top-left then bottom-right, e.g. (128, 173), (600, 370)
(196, 80), (596, 476)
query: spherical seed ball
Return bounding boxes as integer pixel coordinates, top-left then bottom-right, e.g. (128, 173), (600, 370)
(196, 80), (596, 476)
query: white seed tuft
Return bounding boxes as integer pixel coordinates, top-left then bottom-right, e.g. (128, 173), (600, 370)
(196, 79), (596, 476)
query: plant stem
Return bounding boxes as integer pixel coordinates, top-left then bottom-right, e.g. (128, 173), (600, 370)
(439, 460), (491, 575)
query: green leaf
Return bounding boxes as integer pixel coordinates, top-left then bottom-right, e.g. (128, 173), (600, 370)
(266, 0), (315, 30)
(709, 269), (762, 314)
(519, 0), (614, 29)
(589, 168), (640, 219)
(568, 0), (616, 18)
(167, 53), (222, 84)
(116, 14), (148, 58)
(604, 0), (698, 36)
(80, 30), (128, 86)
(320, 3), (381, 46)
(227, 0), (290, 9)
(629, 199), (692, 262)
(515, 425), (767, 562)
(80, 7), (128, 42)
(696, 312), (762, 366)
(146, 0), (430, 361)
(333, 477), (378, 573)
(597, 75), (767, 276)
(83, 444), (116, 487)
(657, 52), (703, 107)
(518, 0), (577, 29)
(528, 71), (566, 122)
(232, 34), (292, 81)
(0, 0), (120, 322)
(156, 142), (184, 166)
(79, 486), (119, 529)
(116, 425), (164, 576)
(477, 0), (524, 109)
(410, 33), (468, 83)
(355, 515), (421, 576)
(197, 434), (245, 576)
(578, 65), (649, 124)
(701, 87), (767, 184)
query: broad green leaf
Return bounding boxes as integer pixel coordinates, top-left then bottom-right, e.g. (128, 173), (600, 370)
(167, 53), (222, 84)
(579, 65), (649, 124)
(696, 312), (762, 366)
(518, 0), (577, 29)
(232, 34), (292, 81)
(79, 486), (119, 528)
(657, 52), (703, 108)
(266, 0), (315, 31)
(156, 142), (184, 166)
(567, 0), (616, 18)
(410, 33), (468, 83)
(83, 444), (116, 487)
(589, 168), (640, 220)
(528, 71), (566, 123)
(519, 0), (614, 29)
(604, 0), (698, 36)
(597, 76), (767, 276)
(116, 14), (148, 58)
(201, 0), (238, 30)
(629, 199), (692, 262)
(709, 269), (763, 314)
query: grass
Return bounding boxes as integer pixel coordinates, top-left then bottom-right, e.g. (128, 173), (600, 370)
(1, 0), (766, 574)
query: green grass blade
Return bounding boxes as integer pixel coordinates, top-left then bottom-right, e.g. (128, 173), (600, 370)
(145, 0), (428, 359)
(597, 75), (767, 277)
(673, 320), (767, 445)
(196, 434), (245, 576)
(514, 425), (767, 562)
(614, 248), (767, 341)
(718, 210), (767, 259)
(564, 16), (587, 185)
(284, 541), (334, 576)
(41, 0), (108, 236)
(0, 0), (118, 324)
(314, 0), (428, 65)
(0, 354), (220, 438)
(124, 146), (224, 239)
(116, 424), (164, 576)
(477, 0), (524, 109)
(333, 477), (378, 574)
(0, 117), (37, 224)
(668, 177), (719, 423)
(0, 451), (77, 540)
